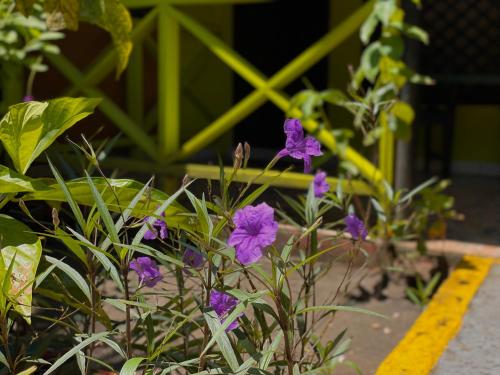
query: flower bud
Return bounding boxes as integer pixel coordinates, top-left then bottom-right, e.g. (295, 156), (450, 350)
(233, 143), (243, 169)
(244, 142), (251, 167)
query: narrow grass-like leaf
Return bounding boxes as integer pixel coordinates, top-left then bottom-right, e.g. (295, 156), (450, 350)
(47, 157), (86, 233)
(400, 176), (437, 203)
(99, 337), (127, 359)
(45, 256), (91, 302)
(158, 358), (200, 374)
(186, 191), (213, 242)
(120, 243), (184, 267)
(42, 332), (108, 375)
(66, 227), (124, 291)
(296, 305), (387, 319)
(16, 366), (37, 375)
(203, 309), (239, 372)
(85, 172), (120, 246)
(119, 357), (146, 375)
(101, 177), (153, 252)
(259, 331), (283, 370)
(0, 349), (9, 369)
(132, 181), (192, 246)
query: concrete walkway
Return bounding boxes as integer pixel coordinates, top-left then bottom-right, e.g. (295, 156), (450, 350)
(432, 263), (500, 374)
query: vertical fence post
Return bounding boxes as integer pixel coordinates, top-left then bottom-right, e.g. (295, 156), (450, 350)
(158, 4), (180, 192)
(158, 4), (180, 159)
(379, 118), (395, 186)
(127, 40), (144, 125)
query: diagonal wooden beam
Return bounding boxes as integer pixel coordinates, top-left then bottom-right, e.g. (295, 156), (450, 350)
(65, 7), (159, 97)
(46, 54), (158, 160)
(166, 2), (382, 185)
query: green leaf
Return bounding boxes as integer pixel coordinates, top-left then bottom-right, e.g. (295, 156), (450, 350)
(64, 227), (124, 292)
(0, 349), (9, 369)
(0, 97), (100, 174)
(42, 332), (108, 375)
(45, 255), (92, 302)
(16, 366), (37, 375)
(47, 157), (86, 232)
(85, 172), (120, 247)
(132, 180), (192, 245)
(296, 305), (387, 319)
(258, 331), (282, 370)
(119, 357), (146, 375)
(320, 89), (348, 106)
(0, 164), (50, 193)
(388, 101), (415, 140)
(203, 309), (239, 372)
(101, 177), (153, 252)
(79, 0), (132, 77)
(23, 177), (191, 231)
(0, 215), (42, 323)
(360, 12), (378, 44)
(44, 0), (80, 31)
(359, 42), (382, 82)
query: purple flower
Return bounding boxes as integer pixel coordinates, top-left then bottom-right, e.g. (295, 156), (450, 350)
(228, 203), (279, 265)
(143, 211), (168, 240)
(183, 248), (205, 268)
(210, 290), (241, 331)
(129, 257), (163, 287)
(23, 95), (34, 102)
(344, 214), (368, 241)
(277, 118), (322, 173)
(313, 170), (330, 197)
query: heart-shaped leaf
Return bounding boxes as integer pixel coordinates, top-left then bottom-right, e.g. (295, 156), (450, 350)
(0, 97), (100, 174)
(0, 214), (42, 323)
(0, 164), (51, 193)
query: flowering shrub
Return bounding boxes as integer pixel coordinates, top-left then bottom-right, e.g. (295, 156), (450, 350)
(0, 99), (379, 374)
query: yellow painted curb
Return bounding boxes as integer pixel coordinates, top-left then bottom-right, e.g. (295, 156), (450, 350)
(375, 255), (494, 375)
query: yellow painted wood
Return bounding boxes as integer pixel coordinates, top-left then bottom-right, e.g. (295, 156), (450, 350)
(126, 41), (144, 124)
(375, 256), (494, 375)
(101, 158), (374, 195)
(379, 116), (395, 184)
(165, 2), (383, 189)
(46, 54), (158, 159)
(158, 4), (180, 160)
(65, 7), (158, 97)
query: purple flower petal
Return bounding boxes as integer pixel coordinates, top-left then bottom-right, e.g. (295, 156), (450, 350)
(209, 290), (241, 332)
(276, 118), (322, 173)
(344, 214), (368, 241)
(183, 248), (205, 268)
(304, 136), (322, 156)
(313, 171), (330, 197)
(143, 211), (168, 240)
(130, 256), (163, 287)
(229, 203), (278, 265)
(143, 228), (157, 240)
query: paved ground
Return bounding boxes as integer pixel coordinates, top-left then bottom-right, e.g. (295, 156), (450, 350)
(432, 264), (500, 374)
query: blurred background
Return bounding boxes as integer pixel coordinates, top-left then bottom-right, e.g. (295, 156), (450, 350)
(2, 0), (499, 244)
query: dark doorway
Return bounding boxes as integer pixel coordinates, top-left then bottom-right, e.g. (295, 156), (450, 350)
(232, 0), (330, 160)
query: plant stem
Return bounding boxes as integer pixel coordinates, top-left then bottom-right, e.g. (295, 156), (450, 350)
(198, 264), (212, 371)
(0, 317), (14, 372)
(274, 294), (294, 375)
(122, 263), (132, 358)
(86, 257), (97, 375)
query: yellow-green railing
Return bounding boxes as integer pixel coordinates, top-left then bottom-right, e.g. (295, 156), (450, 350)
(45, 0), (392, 196)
